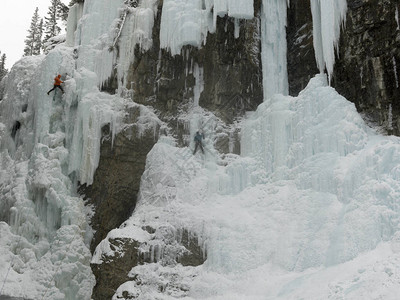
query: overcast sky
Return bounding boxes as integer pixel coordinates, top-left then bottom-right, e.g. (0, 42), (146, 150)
(0, 0), (69, 69)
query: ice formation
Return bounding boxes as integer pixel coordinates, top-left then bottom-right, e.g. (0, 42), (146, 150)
(2, 0), (400, 299)
(98, 74), (400, 299)
(160, 0), (254, 55)
(66, 3), (84, 47)
(0, 0), (160, 298)
(311, 0), (347, 82)
(393, 56), (399, 89)
(261, 0), (289, 99)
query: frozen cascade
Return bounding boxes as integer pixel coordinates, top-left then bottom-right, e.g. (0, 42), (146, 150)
(106, 75), (400, 299)
(260, 0), (289, 100)
(0, 0), (161, 298)
(389, 104), (393, 132)
(193, 64), (204, 107)
(116, 0), (158, 93)
(311, 0), (347, 83)
(160, 0), (254, 55)
(1, 0), (400, 298)
(393, 56), (399, 88)
(98, 1), (400, 299)
(65, 3), (84, 47)
(0, 53), (95, 299)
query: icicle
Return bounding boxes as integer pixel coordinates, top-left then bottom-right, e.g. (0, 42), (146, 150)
(310, 0), (347, 84)
(388, 104), (393, 132)
(234, 18), (240, 38)
(193, 64), (204, 107)
(393, 57), (399, 88)
(160, 0), (253, 55)
(260, 0), (289, 100)
(66, 3), (84, 47)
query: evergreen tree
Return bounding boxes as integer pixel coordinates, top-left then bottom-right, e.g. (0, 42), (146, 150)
(33, 19), (44, 55)
(0, 52), (8, 82)
(43, 0), (62, 46)
(69, 0), (84, 6)
(58, 1), (69, 23)
(24, 7), (41, 56)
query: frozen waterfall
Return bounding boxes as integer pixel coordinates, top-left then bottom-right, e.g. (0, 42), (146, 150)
(0, 0), (160, 299)
(2, 0), (400, 299)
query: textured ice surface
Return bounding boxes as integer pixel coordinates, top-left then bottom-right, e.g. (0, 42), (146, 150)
(0, 0), (161, 298)
(160, 0), (254, 55)
(261, 0), (289, 99)
(106, 75), (400, 299)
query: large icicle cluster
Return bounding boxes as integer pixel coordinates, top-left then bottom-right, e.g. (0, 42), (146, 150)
(311, 0), (348, 82)
(160, 0), (254, 55)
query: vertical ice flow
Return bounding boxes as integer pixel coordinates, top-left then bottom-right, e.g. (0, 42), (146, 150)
(0, 0), (161, 298)
(260, 0), (289, 100)
(160, 0), (254, 56)
(311, 0), (347, 83)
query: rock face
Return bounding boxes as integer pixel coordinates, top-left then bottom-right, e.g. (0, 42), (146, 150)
(333, 0), (400, 135)
(287, 0), (319, 96)
(80, 105), (160, 252)
(127, 1), (263, 146)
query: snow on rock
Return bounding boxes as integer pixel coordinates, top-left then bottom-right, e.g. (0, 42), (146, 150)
(92, 226), (152, 264)
(160, 0), (254, 55)
(311, 0), (348, 82)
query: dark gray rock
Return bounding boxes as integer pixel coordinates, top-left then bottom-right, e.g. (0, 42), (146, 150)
(80, 105), (160, 253)
(287, 0), (319, 96)
(333, 0), (400, 135)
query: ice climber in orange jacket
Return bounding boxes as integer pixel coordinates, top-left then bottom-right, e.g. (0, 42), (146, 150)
(47, 74), (64, 95)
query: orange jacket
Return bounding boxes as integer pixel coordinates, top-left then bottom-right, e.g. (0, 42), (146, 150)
(54, 75), (63, 86)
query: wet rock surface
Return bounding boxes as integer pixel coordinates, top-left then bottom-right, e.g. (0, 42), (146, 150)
(333, 0), (400, 135)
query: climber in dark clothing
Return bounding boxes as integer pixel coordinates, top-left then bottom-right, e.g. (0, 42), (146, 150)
(47, 74), (64, 95)
(193, 131), (204, 154)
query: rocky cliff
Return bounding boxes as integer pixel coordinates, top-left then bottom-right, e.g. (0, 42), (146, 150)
(334, 0), (400, 135)
(287, 0), (400, 134)
(84, 1), (264, 298)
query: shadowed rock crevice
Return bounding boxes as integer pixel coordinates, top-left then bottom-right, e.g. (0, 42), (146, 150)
(80, 105), (160, 253)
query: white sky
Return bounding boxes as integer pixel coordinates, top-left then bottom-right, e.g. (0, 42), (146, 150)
(0, 0), (68, 69)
